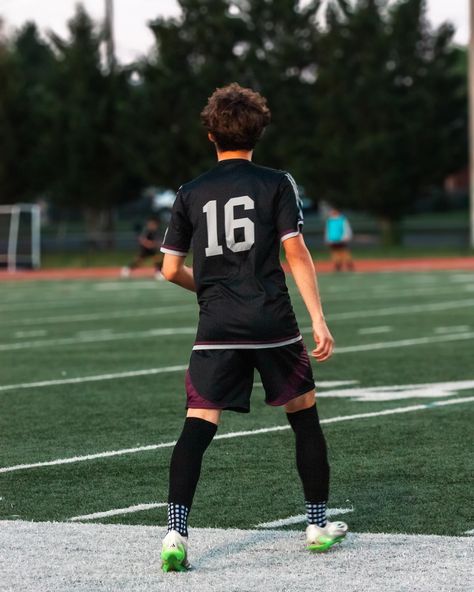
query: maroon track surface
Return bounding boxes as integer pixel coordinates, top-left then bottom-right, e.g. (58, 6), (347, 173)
(1, 257), (474, 282)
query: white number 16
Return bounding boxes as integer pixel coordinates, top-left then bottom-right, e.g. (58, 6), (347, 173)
(203, 196), (255, 257)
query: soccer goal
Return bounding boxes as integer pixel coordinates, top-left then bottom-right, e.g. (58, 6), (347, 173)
(0, 204), (41, 271)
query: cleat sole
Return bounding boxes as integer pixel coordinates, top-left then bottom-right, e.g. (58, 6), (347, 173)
(161, 545), (189, 573)
(307, 535), (345, 553)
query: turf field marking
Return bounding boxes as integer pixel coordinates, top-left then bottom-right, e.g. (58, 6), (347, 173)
(0, 365), (188, 393)
(4, 302), (474, 353)
(0, 327), (196, 351)
(1, 395), (473, 474)
(256, 507), (353, 528)
(357, 326), (392, 335)
(324, 298), (474, 321)
(464, 529), (474, 535)
(434, 325), (470, 334)
(13, 329), (48, 338)
(331, 331), (474, 353)
(68, 502), (166, 522)
(317, 380), (474, 402)
(0, 372), (355, 395)
(2, 304), (196, 327)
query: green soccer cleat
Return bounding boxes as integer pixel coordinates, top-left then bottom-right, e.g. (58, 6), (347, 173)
(306, 520), (348, 552)
(161, 530), (191, 573)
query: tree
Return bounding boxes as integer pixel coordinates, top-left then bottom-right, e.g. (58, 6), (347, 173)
(310, 0), (468, 243)
(49, 4), (140, 246)
(141, 0), (247, 190)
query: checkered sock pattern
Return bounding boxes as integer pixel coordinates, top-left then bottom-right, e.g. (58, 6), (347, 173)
(167, 503), (189, 537)
(305, 501), (327, 527)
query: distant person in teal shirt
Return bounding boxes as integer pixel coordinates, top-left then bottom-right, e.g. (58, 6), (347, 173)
(325, 208), (354, 272)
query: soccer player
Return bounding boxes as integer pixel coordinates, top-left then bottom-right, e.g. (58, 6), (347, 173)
(121, 216), (164, 279)
(159, 83), (348, 572)
(325, 208), (354, 272)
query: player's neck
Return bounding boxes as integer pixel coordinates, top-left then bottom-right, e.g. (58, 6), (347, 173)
(216, 150), (253, 162)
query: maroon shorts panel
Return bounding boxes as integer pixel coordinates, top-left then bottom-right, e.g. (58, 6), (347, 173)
(185, 341), (315, 413)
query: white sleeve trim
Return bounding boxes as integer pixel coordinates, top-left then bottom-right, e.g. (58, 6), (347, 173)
(160, 247), (188, 256)
(280, 230), (300, 242)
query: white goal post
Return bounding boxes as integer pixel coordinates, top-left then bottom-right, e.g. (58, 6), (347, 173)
(0, 204), (41, 271)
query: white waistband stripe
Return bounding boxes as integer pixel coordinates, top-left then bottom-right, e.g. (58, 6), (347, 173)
(192, 335), (302, 350)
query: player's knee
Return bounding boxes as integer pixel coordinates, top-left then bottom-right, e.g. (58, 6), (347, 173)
(284, 390), (316, 413)
(186, 408), (221, 425)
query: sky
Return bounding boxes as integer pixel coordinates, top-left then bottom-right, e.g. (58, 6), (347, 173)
(0, 0), (469, 63)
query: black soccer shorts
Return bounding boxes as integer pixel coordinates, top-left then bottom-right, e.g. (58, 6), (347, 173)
(185, 340), (315, 413)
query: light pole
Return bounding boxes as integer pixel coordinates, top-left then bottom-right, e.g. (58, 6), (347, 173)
(104, 0), (115, 72)
(470, 0), (474, 247)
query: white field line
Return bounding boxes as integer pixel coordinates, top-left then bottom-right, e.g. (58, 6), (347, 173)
(1, 304), (196, 327)
(332, 331), (474, 354)
(464, 529), (474, 535)
(68, 502), (166, 522)
(256, 507), (353, 528)
(0, 326), (196, 352)
(357, 326), (392, 335)
(0, 283), (470, 315)
(1, 395), (473, 475)
(322, 285), (474, 302)
(3, 298), (474, 352)
(434, 325), (470, 334)
(323, 298), (474, 321)
(0, 289), (191, 313)
(1, 331), (474, 392)
(0, 365), (188, 393)
(14, 329), (48, 338)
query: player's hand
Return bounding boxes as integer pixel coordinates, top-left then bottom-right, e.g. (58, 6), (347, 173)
(311, 319), (334, 362)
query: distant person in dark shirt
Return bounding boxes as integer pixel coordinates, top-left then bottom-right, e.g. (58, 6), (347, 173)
(325, 208), (354, 272)
(121, 216), (164, 279)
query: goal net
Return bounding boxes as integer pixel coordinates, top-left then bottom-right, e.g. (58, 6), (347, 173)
(0, 204), (41, 271)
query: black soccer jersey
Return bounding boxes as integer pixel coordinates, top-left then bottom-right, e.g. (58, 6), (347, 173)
(161, 159), (304, 349)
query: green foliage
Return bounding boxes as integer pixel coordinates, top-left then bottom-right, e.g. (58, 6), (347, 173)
(311, 0), (467, 232)
(0, 0), (468, 242)
(0, 23), (56, 204)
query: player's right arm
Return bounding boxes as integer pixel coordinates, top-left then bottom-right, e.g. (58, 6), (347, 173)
(162, 254), (195, 292)
(283, 234), (334, 362)
(160, 189), (194, 291)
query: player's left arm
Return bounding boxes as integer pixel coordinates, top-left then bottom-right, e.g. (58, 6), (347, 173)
(162, 254), (195, 292)
(283, 234), (334, 362)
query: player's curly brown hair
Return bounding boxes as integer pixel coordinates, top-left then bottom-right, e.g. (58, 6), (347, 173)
(200, 83), (271, 151)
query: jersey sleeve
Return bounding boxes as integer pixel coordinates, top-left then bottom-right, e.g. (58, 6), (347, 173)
(275, 173), (304, 242)
(160, 190), (192, 256)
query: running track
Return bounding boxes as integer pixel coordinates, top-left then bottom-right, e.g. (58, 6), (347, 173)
(1, 257), (474, 281)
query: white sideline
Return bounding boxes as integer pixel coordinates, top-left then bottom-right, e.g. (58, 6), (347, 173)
(1, 304), (196, 327)
(0, 365), (188, 393)
(464, 529), (474, 535)
(1, 395), (473, 474)
(256, 507), (353, 528)
(357, 326), (392, 335)
(3, 298), (474, 352)
(2, 327), (474, 356)
(324, 298), (474, 321)
(68, 503), (167, 522)
(434, 325), (470, 334)
(333, 331), (474, 353)
(0, 326), (196, 352)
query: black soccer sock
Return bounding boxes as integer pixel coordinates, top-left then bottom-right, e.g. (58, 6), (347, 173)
(167, 417), (217, 535)
(286, 405), (330, 508)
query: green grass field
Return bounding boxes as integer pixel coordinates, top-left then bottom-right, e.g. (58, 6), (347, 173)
(1, 270), (473, 540)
